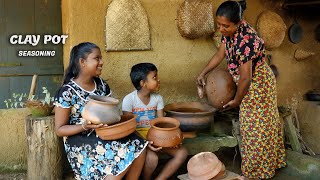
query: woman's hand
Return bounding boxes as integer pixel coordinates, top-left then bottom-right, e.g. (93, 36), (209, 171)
(82, 120), (104, 130)
(197, 73), (206, 86)
(222, 99), (241, 111)
(147, 141), (162, 152)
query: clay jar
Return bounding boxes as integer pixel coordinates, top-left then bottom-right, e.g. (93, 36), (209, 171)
(205, 69), (236, 109)
(187, 152), (223, 180)
(81, 95), (121, 125)
(95, 114), (137, 140)
(164, 102), (216, 132)
(147, 117), (183, 148)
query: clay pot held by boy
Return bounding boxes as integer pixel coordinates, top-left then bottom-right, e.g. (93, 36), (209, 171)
(81, 95), (121, 125)
(147, 117), (183, 148)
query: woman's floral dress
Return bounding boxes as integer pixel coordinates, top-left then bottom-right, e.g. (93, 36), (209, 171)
(222, 20), (286, 179)
(54, 77), (147, 180)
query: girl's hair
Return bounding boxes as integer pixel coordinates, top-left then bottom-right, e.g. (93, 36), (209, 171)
(62, 42), (99, 84)
(216, 0), (247, 24)
(130, 63), (157, 91)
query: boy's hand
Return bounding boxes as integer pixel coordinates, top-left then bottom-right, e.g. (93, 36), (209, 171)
(147, 141), (162, 152)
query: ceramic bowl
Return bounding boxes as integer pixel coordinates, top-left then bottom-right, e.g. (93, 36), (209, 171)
(95, 114), (137, 140)
(164, 102), (216, 132)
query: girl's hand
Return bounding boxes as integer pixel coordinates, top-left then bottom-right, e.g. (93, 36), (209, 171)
(147, 141), (162, 152)
(82, 119), (105, 130)
(222, 99), (240, 111)
(196, 74), (206, 86)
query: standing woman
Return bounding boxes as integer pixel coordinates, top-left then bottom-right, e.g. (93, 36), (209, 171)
(54, 42), (147, 180)
(197, 1), (286, 179)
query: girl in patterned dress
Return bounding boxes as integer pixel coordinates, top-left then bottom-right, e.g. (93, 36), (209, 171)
(54, 42), (147, 180)
(197, 1), (286, 179)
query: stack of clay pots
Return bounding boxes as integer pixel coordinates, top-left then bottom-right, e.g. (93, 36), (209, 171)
(187, 152), (226, 180)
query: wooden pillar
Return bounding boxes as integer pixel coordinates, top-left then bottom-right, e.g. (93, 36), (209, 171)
(25, 115), (63, 180)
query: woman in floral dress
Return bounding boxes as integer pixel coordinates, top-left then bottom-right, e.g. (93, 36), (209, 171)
(197, 1), (286, 179)
(54, 42), (147, 180)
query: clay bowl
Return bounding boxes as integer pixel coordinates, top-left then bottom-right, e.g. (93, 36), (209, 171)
(82, 95), (121, 125)
(147, 117), (183, 148)
(95, 114), (137, 140)
(187, 152), (222, 180)
(205, 69), (236, 110)
(164, 102), (217, 132)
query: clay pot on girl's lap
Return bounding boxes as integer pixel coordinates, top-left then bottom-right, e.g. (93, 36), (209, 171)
(81, 95), (121, 125)
(147, 117), (183, 148)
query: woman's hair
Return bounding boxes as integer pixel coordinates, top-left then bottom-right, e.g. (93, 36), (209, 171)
(62, 42), (99, 84)
(130, 63), (157, 90)
(216, 0), (247, 24)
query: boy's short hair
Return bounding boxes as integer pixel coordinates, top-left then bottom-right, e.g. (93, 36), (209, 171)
(130, 63), (158, 90)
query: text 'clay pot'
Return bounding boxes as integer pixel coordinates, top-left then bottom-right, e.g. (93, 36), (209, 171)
(205, 69), (236, 109)
(147, 117), (183, 148)
(81, 95), (121, 125)
(95, 114), (137, 140)
(164, 102), (216, 132)
(187, 152), (223, 180)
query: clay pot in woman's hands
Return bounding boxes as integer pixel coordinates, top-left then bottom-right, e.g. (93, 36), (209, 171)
(205, 69), (236, 109)
(81, 95), (121, 125)
(147, 117), (183, 148)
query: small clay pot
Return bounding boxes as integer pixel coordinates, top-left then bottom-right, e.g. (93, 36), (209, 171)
(187, 152), (222, 180)
(147, 117), (183, 148)
(95, 114), (137, 140)
(26, 100), (54, 117)
(205, 69), (236, 109)
(164, 102), (217, 132)
(81, 95), (121, 125)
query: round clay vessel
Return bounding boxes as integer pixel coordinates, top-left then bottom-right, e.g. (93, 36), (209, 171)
(147, 117), (183, 148)
(164, 102), (216, 132)
(205, 69), (236, 109)
(187, 152), (222, 180)
(81, 95), (121, 125)
(95, 114), (137, 140)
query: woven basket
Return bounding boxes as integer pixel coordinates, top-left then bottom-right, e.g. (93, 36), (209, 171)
(105, 0), (151, 51)
(256, 10), (286, 50)
(177, 0), (215, 39)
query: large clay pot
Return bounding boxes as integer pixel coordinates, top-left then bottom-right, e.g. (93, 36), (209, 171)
(95, 114), (137, 140)
(164, 102), (216, 132)
(187, 152), (223, 180)
(81, 95), (121, 125)
(205, 69), (236, 109)
(147, 117), (183, 148)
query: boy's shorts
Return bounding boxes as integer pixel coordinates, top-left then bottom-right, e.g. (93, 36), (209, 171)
(136, 127), (150, 139)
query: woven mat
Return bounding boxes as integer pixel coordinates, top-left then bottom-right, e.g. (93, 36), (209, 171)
(256, 10), (286, 50)
(177, 0), (215, 39)
(105, 0), (151, 51)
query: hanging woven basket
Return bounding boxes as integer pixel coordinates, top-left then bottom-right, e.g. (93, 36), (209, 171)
(176, 0), (215, 39)
(256, 10), (286, 50)
(105, 0), (151, 51)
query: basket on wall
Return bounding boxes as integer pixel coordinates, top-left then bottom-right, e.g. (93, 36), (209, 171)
(176, 0), (215, 39)
(256, 10), (287, 50)
(105, 0), (151, 51)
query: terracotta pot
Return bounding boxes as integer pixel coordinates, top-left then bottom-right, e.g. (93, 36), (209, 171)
(81, 95), (121, 125)
(147, 117), (183, 148)
(187, 152), (222, 180)
(164, 102), (216, 132)
(205, 69), (236, 109)
(95, 114), (137, 140)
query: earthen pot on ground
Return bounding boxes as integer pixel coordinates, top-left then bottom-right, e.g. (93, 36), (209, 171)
(164, 102), (216, 132)
(81, 95), (121, 125)
(95, 114), (137, 140)
(187, 152), (223, 180)
(205, 69), (236, 110)
(147, 117), (183, 148)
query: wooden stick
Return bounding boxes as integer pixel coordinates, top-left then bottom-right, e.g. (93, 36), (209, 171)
(28, 75), (38, 100)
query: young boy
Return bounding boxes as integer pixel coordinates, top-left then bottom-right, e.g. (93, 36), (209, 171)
(122, 63), (188, 180)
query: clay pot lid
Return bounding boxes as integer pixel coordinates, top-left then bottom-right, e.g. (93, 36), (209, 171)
(187, 152), (222, 178)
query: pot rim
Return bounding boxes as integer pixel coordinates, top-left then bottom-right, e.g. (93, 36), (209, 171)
(96, 114), (137, 130)
(150, 117), (180, 131)
(88, 95), (119, 105)
(164, 102), (217, 115)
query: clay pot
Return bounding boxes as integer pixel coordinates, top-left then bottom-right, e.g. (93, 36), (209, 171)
(26, 100), (54, 117)
(81, 95), (121, 125)
(164, 102), (216, 132)
(305, 89), (320, 101)
(187, 152), (223, 180)
(95, 114), (137, 140)
(205, 69), (236, 109)
(147, 117), (183, 148)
